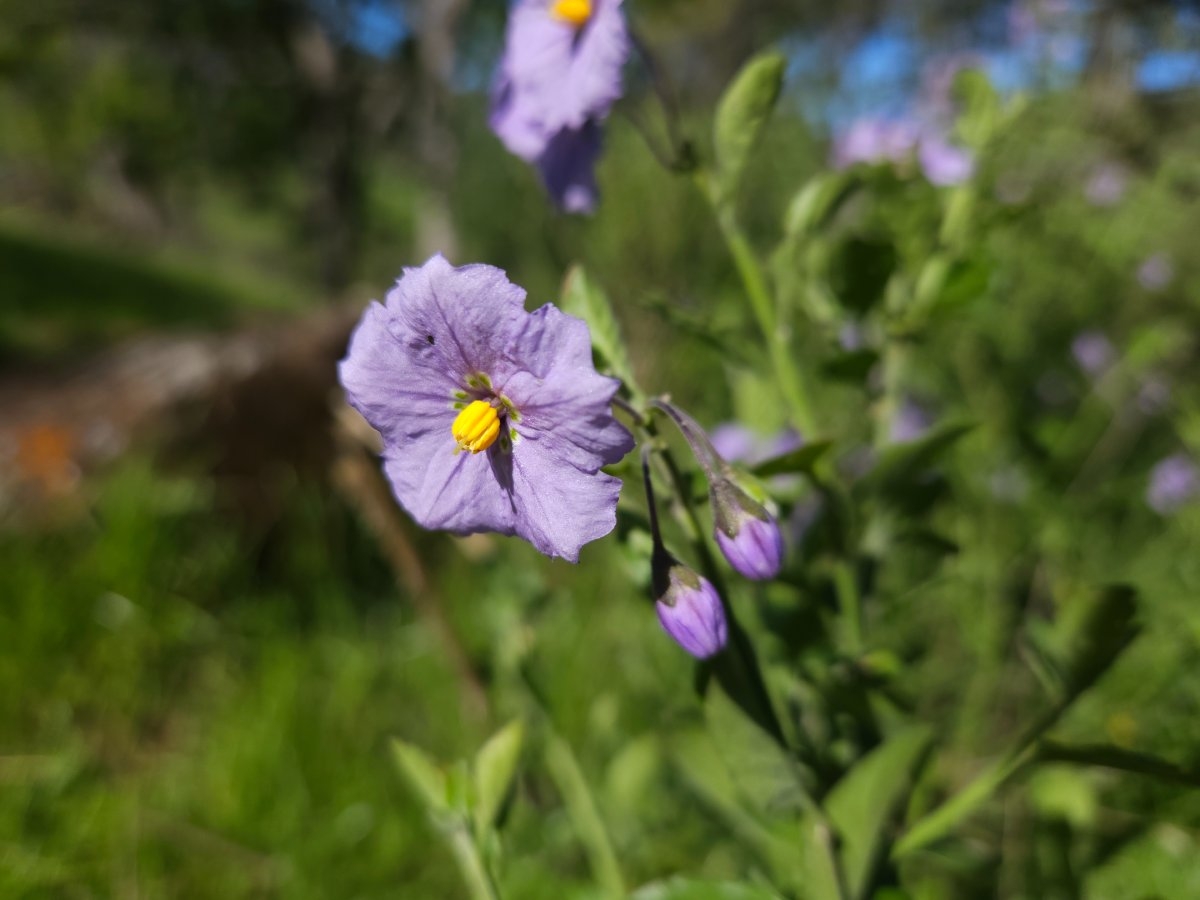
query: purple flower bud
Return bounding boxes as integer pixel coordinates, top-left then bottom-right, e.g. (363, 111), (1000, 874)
(711, 481), (785, 580)
(653, 560), (727, 659)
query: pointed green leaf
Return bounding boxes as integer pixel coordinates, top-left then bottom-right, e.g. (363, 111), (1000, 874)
(391, 737), (450, 815)
(752, 441), (833, 479)
(824, 726), (934, 899)
(561, 265), (640, 397)
(860, 420), (975, 501)
(1062, 584), (1139, 698)
(472, 719), (525, 838)
(783, 172), (856, 237)
(713, 52), (785, 200)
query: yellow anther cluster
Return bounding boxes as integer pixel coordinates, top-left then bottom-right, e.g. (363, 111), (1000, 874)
(550, 0), (592, 28)
(452, 400), (502, 454)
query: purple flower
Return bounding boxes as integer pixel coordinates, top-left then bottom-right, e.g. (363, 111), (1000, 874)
(654, 559), (728, 659)
(832, 118), (919, 170)
(889, 397), (933, 444)
(918, 134), (974, 186)
(708, 424), (803, 468)
(1137, 253), (1175, 292)
(1147, 454), (1199, 515)
(339, 255), (634, 561)
(1071, 330), (1115, 378)
(490, 0), (629, 212)
(1085, 163), (1128, 207)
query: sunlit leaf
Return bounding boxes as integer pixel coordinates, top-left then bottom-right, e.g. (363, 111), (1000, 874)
(824, 726), (933, 899)
(472, 719), (524, 838)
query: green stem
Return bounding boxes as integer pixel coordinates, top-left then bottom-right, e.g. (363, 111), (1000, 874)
(700, 173), (817, 436)
(832, 560), (863, 656)
(544, 733), (627, 899)
(448, 825), (501, 900)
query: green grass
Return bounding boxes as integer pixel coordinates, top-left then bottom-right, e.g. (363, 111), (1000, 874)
(0, 219), (312, 363)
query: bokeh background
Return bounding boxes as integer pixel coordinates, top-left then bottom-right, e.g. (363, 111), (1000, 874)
(3, 0), (1200, 896)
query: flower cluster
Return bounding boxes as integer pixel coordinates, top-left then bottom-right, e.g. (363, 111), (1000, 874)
(490, 0), (630, 212)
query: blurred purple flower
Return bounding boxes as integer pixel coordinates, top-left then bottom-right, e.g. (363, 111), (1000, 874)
(709, 423), (803, 468)
(889, 397), (934, 444)
(1147, 453), (1199, 515)
(339, 255), (634, 561)
(839, 321), (866, 351)
(1136, 376), (1171, 416)
(490, 0), (629, 212)
(1137, 253), (1175, 292)
(1071, 330), (1115, 378)
(832, 118), (972, 186)
(918, 54), (983, 122)
(918, 134), (975, 186)
(1085, 163), (1129, 207)
(832, 118), (920, 169)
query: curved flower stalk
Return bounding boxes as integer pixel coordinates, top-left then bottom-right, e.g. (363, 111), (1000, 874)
(641, 448), (727, 658)
(652, 399), (785, 581)
(490, 0), (630, 212)
(339, 255), (634, 561)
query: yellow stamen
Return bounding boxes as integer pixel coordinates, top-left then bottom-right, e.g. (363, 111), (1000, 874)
(452, 400), (502, 454)
(551, 0), (592, 28)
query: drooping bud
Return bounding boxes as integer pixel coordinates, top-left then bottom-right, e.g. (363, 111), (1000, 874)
(711, 480), (785, 580)
(653, 552), (728, 659)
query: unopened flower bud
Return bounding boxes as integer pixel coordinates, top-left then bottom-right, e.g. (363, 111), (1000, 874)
(711, 480), (785, 580)
(653, 554), (727, 659)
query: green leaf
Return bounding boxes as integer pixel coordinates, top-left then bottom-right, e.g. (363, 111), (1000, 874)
(783, 172), (856, 236)
(560, 265), (640, 397)
(860, 420), (975, 501)
(752, 441), (833, 479)
(824, 726), (933, 899)
(704, 683), (808, 817)
(1062, 584), (1139, 698)
(631, 878), (785, 900)
(391, 737), (450, 816)
(713, 52), (785, 200)
(828, 236), (898, 314)
(472, 719), (525, 839)
(821, 349), (880, 383)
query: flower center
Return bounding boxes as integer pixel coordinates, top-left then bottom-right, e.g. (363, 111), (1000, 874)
(550, 0), (592, 28)
(452, 400), (502, 454)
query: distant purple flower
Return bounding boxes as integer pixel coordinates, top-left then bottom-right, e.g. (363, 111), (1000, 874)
(1071, 330), (1115, 378)
(832, 118), (920, 169)
(889, 397), (933, 444)
(1085, 163), (1129, 207)
(709, 424), (803, 468)
(918, 54), (983, 122)
(839, 322), (866, 351)
(1136, 376), (1171, 416)
(339, 255), (634, 561)
(1137, 253), (1175, 292)
(490, 0), (629, 212)
(654, 561), (728, 658)
(918, 134), (974, 186)
(1147, 453), (1199, 515)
